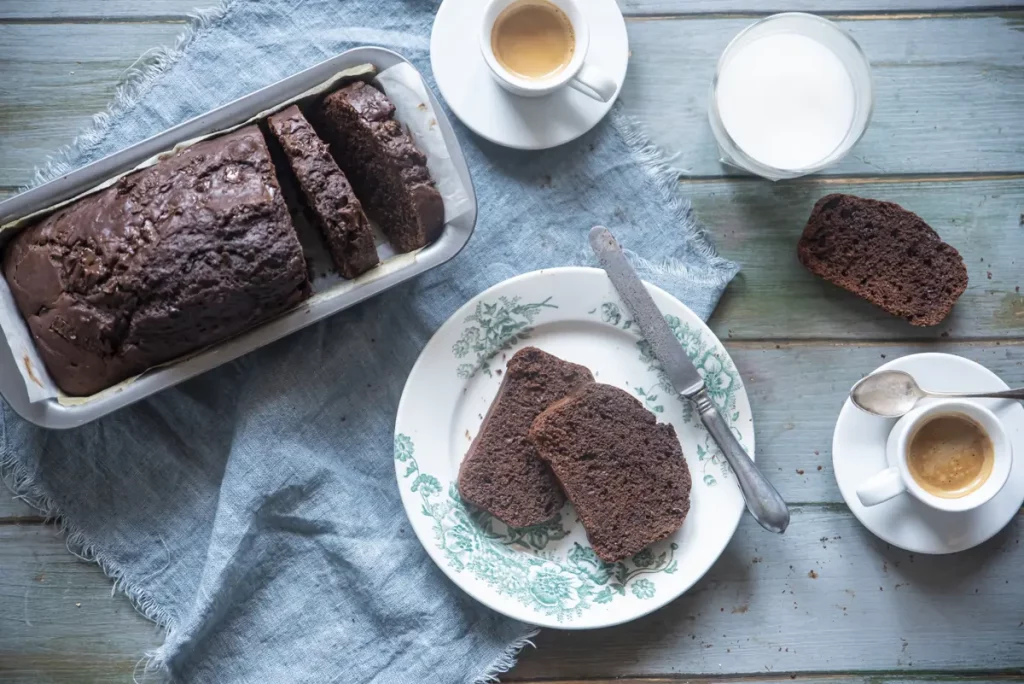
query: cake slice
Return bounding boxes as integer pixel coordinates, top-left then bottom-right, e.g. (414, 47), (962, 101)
(797, 194), (968, 326)
(317, 81), (444, 253)
(529, 383), (692, 563)
(458, 347), (594, 528)
(267, 105), (379, 279)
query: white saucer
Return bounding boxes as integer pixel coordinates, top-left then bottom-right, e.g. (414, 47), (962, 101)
(430, 0), (629, 150)
(833, 353), (1024, 555)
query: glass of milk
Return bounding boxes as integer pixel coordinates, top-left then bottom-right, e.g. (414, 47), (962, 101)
(708, 13), (873, 180)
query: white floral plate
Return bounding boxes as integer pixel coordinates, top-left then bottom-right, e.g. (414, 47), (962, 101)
(394, 267), (752, 628)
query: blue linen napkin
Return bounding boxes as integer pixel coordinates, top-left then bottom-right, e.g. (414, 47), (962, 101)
(1, 1), (739, 681)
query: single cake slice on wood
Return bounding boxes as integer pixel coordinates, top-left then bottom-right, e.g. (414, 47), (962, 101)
(797, 194), (968, 327)
(267, 105), (379, 279)
(316, 81), (444, 253)
(458, 347), (594, 528)
(529, 383), (692, 563)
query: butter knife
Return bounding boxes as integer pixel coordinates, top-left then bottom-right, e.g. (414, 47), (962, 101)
(589, 226), (790, 534)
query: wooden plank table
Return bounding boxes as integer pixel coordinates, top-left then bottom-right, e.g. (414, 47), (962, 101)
(1, 1), (1022, 682)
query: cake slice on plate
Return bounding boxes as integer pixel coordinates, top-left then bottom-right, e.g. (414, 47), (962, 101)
(529, 383), (692, 563)
(458, 347), (594, 528)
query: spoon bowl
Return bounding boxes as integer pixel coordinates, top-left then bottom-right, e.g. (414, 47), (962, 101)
(850, 370), (923, 417)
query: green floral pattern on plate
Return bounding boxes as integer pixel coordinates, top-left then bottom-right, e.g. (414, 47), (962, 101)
(395, 434), (679, 622)
(596, 301), (743, 486)
(397, 270), (754, 628)
(451, 296), (557, 379)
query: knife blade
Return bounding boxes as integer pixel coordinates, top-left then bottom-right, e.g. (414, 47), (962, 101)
(590, 226), (790, 534)
(589, 228), (705, 398)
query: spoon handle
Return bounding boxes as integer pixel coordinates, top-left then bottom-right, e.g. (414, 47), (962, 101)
(928, 388), (1024, 401)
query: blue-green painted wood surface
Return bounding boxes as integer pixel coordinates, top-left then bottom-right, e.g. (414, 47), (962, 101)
(0, 2), (1022, 682)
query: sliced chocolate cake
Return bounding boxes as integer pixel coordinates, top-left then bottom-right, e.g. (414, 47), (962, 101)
(797, 194), (968, 327)
(317, 81), (444, 253)
(458, 347), (594, 528)
(267, 105), (378, 279)
(529, 383), (692, 563)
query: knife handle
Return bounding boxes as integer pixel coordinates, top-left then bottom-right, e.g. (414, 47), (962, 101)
(693, 389), (790, 534)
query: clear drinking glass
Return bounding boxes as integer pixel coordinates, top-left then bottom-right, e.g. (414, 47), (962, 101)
(707, 13), (874, 180)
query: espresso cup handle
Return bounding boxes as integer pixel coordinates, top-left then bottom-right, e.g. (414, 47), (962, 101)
(568, 63), (617, 103)
(856, 466), (906, 507)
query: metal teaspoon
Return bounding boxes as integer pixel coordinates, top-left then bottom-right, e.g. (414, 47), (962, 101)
(850, 370), (1024, 418)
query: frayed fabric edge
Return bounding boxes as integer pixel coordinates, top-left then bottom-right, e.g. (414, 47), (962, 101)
(608, 108), (741, 289)
(0, 423), (178, 681)
(7, 11), (727, 684)
(5, 1), (245, 680)
(474, 627), (541, 684)
(28, 0), (241, 190)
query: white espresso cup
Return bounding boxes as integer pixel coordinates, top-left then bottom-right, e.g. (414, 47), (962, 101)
(479, 0), (617, 102)
(856, 400), (1012, 513)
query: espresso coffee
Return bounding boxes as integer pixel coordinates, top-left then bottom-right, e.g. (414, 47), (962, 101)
(907, 414), (995, 498)
(491, 1), (575, 79)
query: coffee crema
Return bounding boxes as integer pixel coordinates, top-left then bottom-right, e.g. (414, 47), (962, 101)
(907, 414), (994, 499)
(491, 1), (575, 80)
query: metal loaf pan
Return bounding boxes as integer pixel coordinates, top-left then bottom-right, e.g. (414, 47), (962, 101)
(0, 47), (476, 429)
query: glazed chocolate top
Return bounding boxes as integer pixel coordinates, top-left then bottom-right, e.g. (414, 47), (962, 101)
(268, 105), (378, 279)
(458, 347), (594, 528)
(798, 193), (968, 327)
(3, 125), (309, 396)
(530, 383), (692, 563)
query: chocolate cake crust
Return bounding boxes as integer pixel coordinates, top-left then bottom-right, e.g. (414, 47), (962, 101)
(529, 383), (692, 563)
(458, 347), (594, 528)
(3, 126), (309, 396)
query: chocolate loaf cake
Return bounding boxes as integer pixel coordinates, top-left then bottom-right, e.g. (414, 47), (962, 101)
(798, 194), (968, 326)
(458, 347), (594, 528)
(530, 383), (692, 563)
(3, 126), (310, 396)
(267, 105), (378, 279)
(317, 82), (444, 253)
